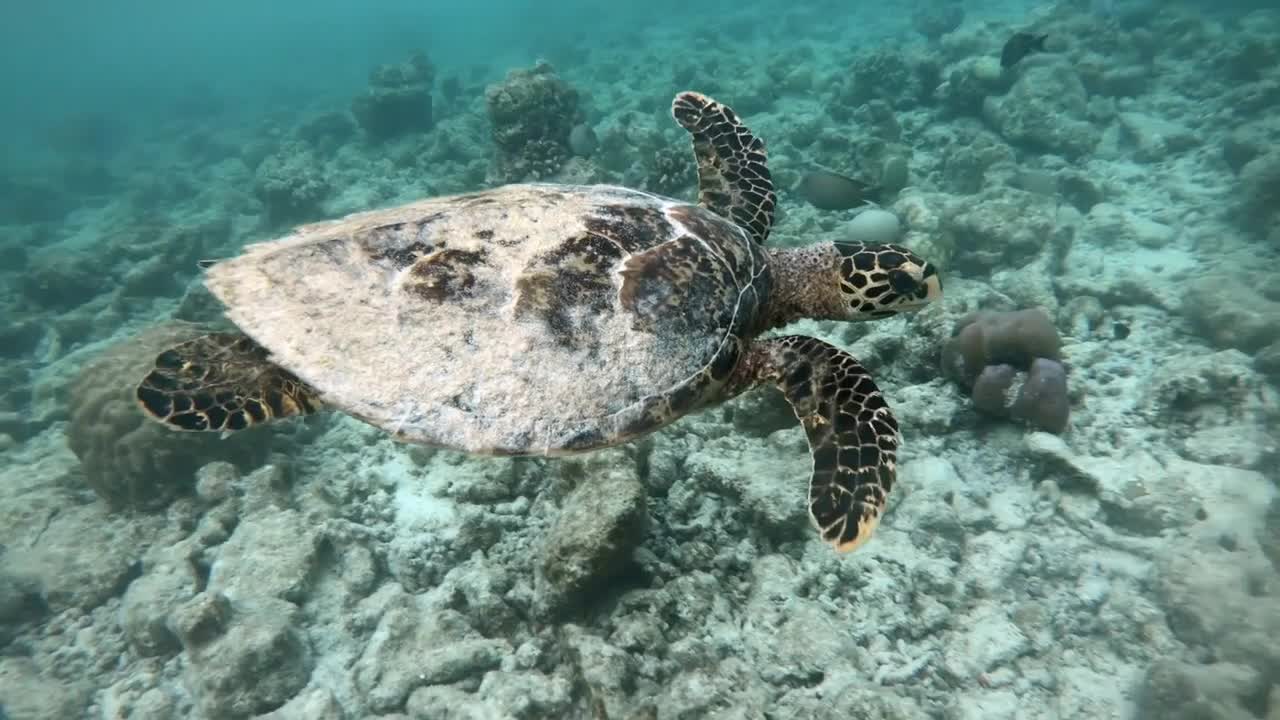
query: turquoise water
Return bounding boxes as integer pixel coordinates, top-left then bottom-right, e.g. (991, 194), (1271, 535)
(1, 1), (1278, 718)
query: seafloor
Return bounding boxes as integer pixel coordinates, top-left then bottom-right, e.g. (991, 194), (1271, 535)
(1, 1), (1279, 719)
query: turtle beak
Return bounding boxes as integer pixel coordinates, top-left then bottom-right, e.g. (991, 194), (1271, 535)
(919, 264), (943, 304)
(891, 262), (942, 312)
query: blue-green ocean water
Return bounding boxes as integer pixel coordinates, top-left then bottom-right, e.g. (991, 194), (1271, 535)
(1, 0), (1278, 718)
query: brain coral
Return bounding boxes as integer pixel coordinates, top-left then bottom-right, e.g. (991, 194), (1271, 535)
(67, 322), (277, 510)
(942, 308), (1071, 433)
(941, 308), (1062, 387)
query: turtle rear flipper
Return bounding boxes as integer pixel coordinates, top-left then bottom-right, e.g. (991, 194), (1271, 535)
(671, 91), (777, 245)
(135, 332), (321, 433)
(731, 335), (899, 551)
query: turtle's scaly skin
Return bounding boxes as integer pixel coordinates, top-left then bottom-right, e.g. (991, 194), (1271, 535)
(135, 91), (943, 553)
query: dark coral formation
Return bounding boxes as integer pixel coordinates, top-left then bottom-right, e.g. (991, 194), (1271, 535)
(942, 308), (1070, 433)
(351, 52), (435, 140)
(643, 146), (697, 198)
(484, 61), (580, 184)
(0, 176), (71, 224)
(66, 322), (277, 510)
(912, 2), (964, 41)
(296, 110), (357, 152)
(251, 141), (330, 225)
(841, 48), (939, 111)
(18, 248), (105, 311)
(1238, 150), (1280, 237)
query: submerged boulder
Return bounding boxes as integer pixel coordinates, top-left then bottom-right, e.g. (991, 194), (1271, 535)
(351, 51), (435, 140)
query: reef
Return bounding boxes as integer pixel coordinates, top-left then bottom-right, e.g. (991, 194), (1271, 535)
(3, 1), (1280, 718)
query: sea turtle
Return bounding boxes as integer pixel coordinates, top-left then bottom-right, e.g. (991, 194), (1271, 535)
(135, 91), (942, 551)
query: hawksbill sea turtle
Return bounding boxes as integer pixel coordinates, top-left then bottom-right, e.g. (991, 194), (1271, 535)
(135, 91), (943, 552)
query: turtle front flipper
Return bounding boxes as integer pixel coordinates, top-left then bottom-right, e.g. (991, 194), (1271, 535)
(670, 91), (777, 245)
(731, 335), (900, 552)
(135, 332), (322, 433)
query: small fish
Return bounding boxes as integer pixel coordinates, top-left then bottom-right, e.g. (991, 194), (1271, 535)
(1000, 31), (1048, 68)
(797, 169), (881, 211)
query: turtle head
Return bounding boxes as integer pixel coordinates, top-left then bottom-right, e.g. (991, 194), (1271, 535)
(764, 242), (942, 330)
(830, 241), (942, 321)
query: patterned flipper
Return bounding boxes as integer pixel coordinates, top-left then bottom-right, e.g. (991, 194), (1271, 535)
(736, 335), (901, 551)
(135, 332), (321, 433)
(670, 91), (777, 245)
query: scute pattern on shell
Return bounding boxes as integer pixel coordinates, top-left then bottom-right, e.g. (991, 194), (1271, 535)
(199, 183), (769, 455)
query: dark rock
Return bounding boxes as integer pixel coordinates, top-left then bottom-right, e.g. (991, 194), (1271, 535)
(181, 596), (312, 719)
(120, 559), (196, 656)
(169, 591), (232, 649)
(208, 509), (320, 604)
(1185, 276), (1280, 354)
(1059, 172), (1105, 213)
(1256, 340), (1280, 384)
(537, 461), (648, 613)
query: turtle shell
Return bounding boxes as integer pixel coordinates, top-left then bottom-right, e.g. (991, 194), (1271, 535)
(203, 183), (771, 455)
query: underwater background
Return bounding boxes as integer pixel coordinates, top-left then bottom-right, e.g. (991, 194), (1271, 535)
(1, 0), (1279, 717)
